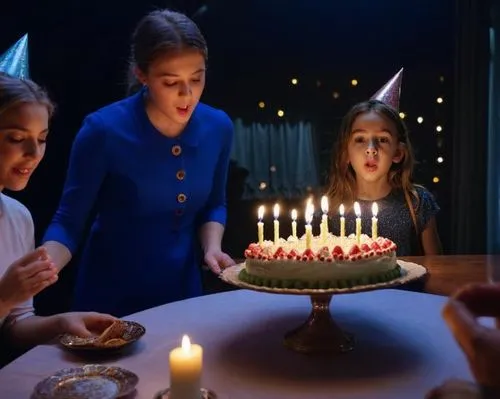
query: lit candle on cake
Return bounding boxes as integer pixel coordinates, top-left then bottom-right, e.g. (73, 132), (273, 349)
(372, 202), (378, 240)
(354, 201), (361, 244)
(257, 206), (265, 245)
(320, 196), (329, 242)
(339, 204), (345, 239)
(305, 202), (314, 249)
(291, 209), (297, 239)
(169, 335), (203, 399)
(273, 203), (280, 245)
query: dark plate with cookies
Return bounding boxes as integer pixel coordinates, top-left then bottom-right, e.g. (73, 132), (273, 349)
(59, 320), (145, 353)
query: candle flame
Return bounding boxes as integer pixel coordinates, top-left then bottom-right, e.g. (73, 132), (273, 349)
(258, 205), (265, 220)
(339, 204), (345, 216)
(354, 202), (361, 217)
(305, 203), (314, 224)
(321, 196), (329, 213)
(273, 203), (280, 219)
(291, 209), (297, 221)
(181, 334), (191, 353)
(372, 202), (378, 217)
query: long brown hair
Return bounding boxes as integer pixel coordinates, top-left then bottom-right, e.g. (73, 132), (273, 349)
(0, 72), (55, 117)
(127, 9), (208, 95)
(326, 99), (420, 234)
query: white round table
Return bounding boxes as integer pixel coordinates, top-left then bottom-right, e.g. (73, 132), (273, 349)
(0, 289), (474, 398)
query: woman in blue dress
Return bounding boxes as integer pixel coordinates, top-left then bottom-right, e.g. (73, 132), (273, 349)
(42, 9), (235, 317)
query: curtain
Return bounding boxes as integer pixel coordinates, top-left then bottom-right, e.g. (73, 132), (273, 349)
(231, 119), (319, 199)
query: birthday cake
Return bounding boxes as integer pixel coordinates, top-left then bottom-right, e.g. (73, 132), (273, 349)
(240, 234), (401, 289)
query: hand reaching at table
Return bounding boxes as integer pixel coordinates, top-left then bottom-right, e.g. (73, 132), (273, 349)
(204, 248), (235, 274)
(443, 283), (500, 389)
(428, 283), (500, 398)
(0, 247), (58, 316)
(57, 312), (117, 337)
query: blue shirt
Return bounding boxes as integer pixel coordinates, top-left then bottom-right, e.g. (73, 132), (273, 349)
(43, 90), (234, 317)
(329, 186), (440, 256)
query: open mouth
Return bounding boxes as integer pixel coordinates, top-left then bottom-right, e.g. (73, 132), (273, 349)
(176, 105), (190, 115)
(13, 167), (33, 176)
(364, 160), (378, 172)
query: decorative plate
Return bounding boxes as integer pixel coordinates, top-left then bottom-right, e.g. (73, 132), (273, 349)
(220, 260), (427, 296)
(59, 320), (145, 352)
(31, 364), (139, 399)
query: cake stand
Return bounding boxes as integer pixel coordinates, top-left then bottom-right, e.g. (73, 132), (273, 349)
(220, 260), (427, 355)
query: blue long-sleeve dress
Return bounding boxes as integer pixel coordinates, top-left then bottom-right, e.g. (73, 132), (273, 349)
(43, 89), (233, 317)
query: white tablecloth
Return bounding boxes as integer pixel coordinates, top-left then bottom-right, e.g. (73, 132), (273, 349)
(0, 289), (474, 398)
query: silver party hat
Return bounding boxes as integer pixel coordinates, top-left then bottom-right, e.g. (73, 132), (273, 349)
(370, 68), (403, 111)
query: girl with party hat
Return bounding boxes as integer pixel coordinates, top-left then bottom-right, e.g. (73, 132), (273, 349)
(327, 69), (442, 256)
(0, 39), (116, 364)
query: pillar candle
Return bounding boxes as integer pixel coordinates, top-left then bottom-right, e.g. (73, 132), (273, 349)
(169, 335), (203, 399)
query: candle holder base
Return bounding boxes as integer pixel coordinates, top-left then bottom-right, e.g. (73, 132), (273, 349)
(153, 387), (217, 399)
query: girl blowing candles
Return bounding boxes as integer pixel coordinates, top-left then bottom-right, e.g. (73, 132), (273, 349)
(42, 9), (235, 317)
(327, 69), (442, 256)
(0, 72), (115, 358)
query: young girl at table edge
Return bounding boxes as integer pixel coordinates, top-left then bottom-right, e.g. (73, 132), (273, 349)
(326, 99), (443, 256)
(0, 72), (116, 353)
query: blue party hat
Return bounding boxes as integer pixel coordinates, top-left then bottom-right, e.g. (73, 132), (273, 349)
(0, 34), (30, 79)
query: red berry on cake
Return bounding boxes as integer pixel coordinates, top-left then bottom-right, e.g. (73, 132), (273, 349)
(332, 246), (344, 256)
(361, 243), (370, 252)
(349, 245), (361, 256)
(370, 241), (381, 250)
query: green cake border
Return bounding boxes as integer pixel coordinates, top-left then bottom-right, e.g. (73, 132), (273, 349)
(238, 265), (402, 289)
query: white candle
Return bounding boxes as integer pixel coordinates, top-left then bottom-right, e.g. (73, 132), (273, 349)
(273, 203), (280, 245)
(339, 204), (345, 239)
(169, 335), (203, 399)
(372, 202), (378, 240)
(305, 202), (314, 249)
(320, 196), (329, 242)
(354, 202), (361, 244)
(257, 206), (265, 245)
(291, 209), (297, 239)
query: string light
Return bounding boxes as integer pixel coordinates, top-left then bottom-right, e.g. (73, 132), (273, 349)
(291, 78), (298, 85)
(258, 101), (265, 109)
(432, 177), (440, 183)
(332, 91), (340, 99)
(439, 76), (445, 82)
(437, 97), (443, 104)
(259, 182), (267, 190)
(436, 125), (443, 132)
(351, 79), (358, 86)
(277, 109), (285, 117)
(417, 116), (424, 124)
(437, 157), (444, 163)
(316, 80), (321, 87)
(399, 112), (406, 119)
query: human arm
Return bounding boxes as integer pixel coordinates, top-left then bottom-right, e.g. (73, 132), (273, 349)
(0, 247), (57, 319)
(421, 216), (443, 255)
(4, 312), (117, 348)
(42, 115), (108, 271)
(198, 112), (235, 274)
(442, 284), (500, 389)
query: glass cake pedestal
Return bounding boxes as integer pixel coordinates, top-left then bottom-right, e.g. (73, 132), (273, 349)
(220, 260), (427, 354)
